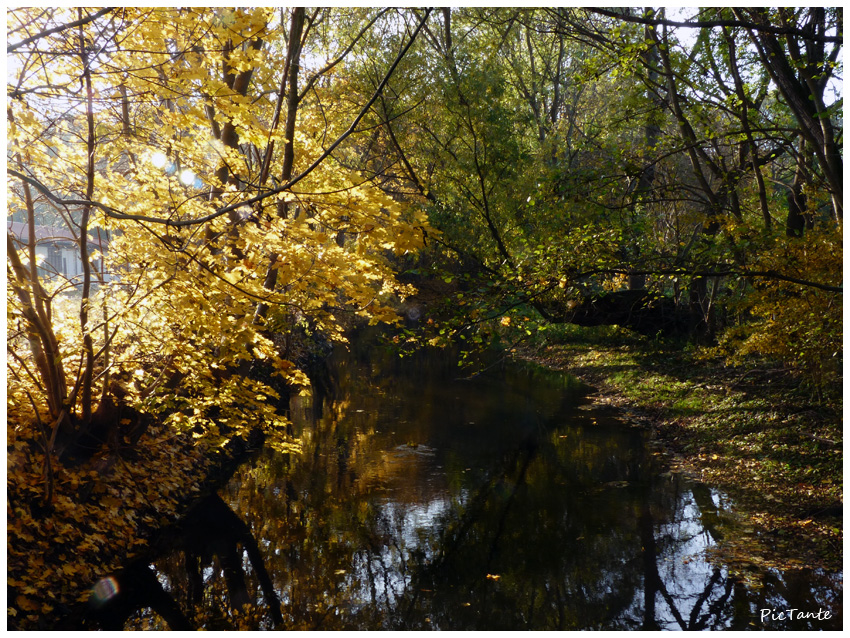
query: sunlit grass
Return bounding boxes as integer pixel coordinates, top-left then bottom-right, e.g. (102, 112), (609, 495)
(518, 327), (842, 571)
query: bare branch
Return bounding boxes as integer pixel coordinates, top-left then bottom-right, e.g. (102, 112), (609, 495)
(7, 7), (116, 53)
(587, 8), (842, 44)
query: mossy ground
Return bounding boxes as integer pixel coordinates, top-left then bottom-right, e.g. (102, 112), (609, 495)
(516, 325), (842, 574)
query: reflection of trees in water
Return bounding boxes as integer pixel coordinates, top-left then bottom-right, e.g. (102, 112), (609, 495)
(630, 476), (841, 631)
(86, 561), (194, 630)
(180, 493), (282, 628)
(92, 493), (282, 630)
(92, 348), (841, 630)
(638, 484), (735, 631)
(386, 422), (649, 630)
(218, 418), (404, 628)
(373, 418), (837, 631)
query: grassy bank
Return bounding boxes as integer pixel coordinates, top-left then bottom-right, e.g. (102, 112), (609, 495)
(516, 325), (842, 573)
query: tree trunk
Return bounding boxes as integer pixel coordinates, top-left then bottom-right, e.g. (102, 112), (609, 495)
(786, 136), (813, 238)
(256, 7), (306, 324)
(628, 10), (663, 292)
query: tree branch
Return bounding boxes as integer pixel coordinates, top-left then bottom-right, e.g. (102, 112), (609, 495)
(587, 8), (842, 43)
(6, 8), (434, 230)
(570, 267), (842, 294)
(7, 7), (116, 53)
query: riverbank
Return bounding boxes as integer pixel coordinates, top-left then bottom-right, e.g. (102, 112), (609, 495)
(6, 420), (264, 630)
(515, 327), (842, 574)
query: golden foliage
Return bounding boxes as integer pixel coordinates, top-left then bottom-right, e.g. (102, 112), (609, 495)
(7, 6), (428, 442)
(7, 7), (428, 625)
(7, 421), (220, 629)
(719, 225), (842, 392)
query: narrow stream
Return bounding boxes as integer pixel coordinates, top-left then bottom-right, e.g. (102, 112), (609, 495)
(91, 343), (841, 630)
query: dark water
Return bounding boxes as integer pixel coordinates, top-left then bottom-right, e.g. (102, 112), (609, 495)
(93, 344), (841, 630)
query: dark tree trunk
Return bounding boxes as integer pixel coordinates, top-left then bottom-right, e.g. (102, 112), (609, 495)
(786, 138), (813, 238)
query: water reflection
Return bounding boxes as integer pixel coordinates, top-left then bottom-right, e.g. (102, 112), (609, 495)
(86, 493), (282, 630)
(115, 345), (841, 630)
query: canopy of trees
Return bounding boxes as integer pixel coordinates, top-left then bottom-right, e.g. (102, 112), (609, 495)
(7, 3), (842, 470)
(8, 8), (433, 461)
(5, 6), (843, 629)
(375, 7), (841, 389)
